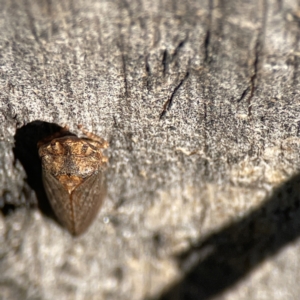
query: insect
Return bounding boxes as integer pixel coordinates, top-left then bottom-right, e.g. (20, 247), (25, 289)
(38, 125), (109, 236)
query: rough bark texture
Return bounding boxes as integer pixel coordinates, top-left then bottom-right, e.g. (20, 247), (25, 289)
(1, 0), (300, 299)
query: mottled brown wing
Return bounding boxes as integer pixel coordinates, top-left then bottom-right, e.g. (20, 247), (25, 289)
(42, 169), (106, 236)
(42, 169), (75, 233)
(71, 170), (106, 235)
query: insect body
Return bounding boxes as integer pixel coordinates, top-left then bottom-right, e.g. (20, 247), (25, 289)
(38, 127), (108, 236)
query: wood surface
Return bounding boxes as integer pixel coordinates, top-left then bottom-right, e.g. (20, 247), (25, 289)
(1, 0), (300, 299)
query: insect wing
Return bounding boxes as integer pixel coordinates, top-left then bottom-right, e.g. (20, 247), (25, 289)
(71, 170), (106, 235)
(42, 169), (74, 233)
(43, 169), (106, 235)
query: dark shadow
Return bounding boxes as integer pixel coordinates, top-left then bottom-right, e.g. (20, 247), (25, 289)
(156, 173), (300, 300)
(6, 121), (64, 224)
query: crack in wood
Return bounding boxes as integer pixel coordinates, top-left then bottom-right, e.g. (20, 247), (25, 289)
(159, 72), (190, 120)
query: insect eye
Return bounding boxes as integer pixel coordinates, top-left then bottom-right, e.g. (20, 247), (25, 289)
(81, 144), (89, 154)
(50, 141), (63, 153)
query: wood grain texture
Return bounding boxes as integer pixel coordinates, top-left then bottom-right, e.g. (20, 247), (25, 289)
(1, 0), (300, 299)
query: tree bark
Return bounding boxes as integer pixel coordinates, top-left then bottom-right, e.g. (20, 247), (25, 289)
(1, 0), (300, 299)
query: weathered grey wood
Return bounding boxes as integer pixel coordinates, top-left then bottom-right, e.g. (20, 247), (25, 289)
(1, 0), (300, 299)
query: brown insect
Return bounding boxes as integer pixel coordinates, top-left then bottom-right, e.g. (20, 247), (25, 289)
(38, 126), (109, 236)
